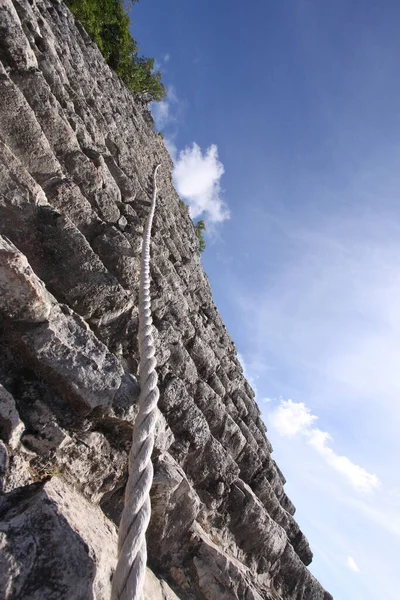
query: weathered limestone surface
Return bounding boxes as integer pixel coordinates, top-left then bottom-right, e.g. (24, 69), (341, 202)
(0, 477), (179, 600)
(0, 1), (332, 598)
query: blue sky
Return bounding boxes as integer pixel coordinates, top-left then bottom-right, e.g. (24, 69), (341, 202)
(130, 2), (400, 598)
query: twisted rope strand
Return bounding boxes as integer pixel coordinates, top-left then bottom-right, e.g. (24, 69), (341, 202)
(112, 164), (161, 600)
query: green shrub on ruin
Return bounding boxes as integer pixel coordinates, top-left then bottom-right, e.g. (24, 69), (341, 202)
(66, 0), (166, 101)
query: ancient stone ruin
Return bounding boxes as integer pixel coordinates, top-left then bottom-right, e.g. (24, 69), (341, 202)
(0, 1), (332, 598)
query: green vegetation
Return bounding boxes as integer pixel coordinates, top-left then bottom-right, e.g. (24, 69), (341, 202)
(195, 219), (206, 253)
(65, 0), (166, 101)
(28, 460), (61, 482)
(178, 203), (206, 253)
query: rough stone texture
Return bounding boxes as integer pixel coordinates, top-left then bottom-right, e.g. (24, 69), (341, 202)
(145, 569), (181, 600)
(0, 1), (332, 599)
(0, 477), (179, 600)
(0, 236), (51, 323)
(0, 385), (25, 450)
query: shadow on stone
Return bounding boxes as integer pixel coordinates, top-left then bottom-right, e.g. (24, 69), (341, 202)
(0, 479), (97, 600)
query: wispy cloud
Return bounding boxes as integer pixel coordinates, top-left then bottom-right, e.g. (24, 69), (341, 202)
(237, 205), (400, 446)
(153, 52), (171, 74)
(173, 142), (230, 224)
(270, 398), (380, 493)
(164, 136), (177, 162)
(151, 85), (178, 130)
(270, 398), (317, 437)
(238, 352), (259, 397)
(152, 82), (231, 227)
(263, 419), (400, 600)
(262, 397), (273, 404)
(346, 556), (360, 573)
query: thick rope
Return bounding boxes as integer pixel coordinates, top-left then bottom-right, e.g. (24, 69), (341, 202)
(111, 164), (161, 600)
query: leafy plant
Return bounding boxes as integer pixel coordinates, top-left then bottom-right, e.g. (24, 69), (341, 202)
(28, 460), (61, 482)
(195, 219), (206, 253)
(65, 0), (166, 101)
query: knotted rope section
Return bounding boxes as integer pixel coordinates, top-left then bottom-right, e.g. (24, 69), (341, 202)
(112, 164), (161, 600)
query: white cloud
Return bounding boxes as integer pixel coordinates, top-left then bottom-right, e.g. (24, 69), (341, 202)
(346, 556), (360, 573)
(173, 142), (230, 224)
(234, 205), (400, 497)
(152, 100), (170, 130)
(239, 210), (400, 434)
(270, 399), (380, 493)
(153, 53), (170, 73)
(270, 398), (317, 437)
(151, 83), (230, 226)
(308, 429), (380, 493)
(164, 137), (177, 162)
(218, 74), (400, 599)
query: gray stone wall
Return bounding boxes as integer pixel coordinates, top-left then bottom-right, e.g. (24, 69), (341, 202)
(0, 1), (332, 598)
